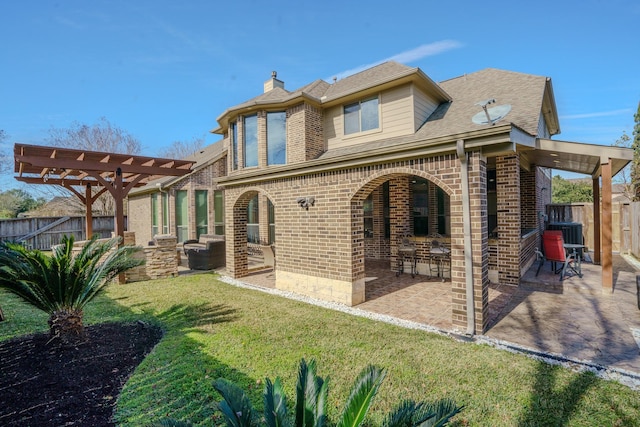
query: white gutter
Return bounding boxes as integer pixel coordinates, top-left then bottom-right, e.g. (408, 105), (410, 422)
(457, 139), (475, 335)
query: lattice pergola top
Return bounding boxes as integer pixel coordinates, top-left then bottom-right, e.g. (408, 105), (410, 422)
(14, 143), (195, 188)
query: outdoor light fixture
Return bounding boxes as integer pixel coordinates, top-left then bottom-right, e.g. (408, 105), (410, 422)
(296, 196), (315, 210)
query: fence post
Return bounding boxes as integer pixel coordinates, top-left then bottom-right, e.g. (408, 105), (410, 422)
(637, 275), (640, 310)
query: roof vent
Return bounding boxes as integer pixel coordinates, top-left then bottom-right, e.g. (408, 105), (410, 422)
(472, 98), (511, 125)
(264, 71), (284, 93)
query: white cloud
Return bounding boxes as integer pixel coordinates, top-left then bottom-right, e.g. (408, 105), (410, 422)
(560, 109), (632, 120)
(332, 40), (463, 80)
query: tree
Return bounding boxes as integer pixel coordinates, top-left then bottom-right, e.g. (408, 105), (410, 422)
(45, 117), (143, 215)
(612, 131), (636, 201)
(0, 129), (8, 173)
(207, 358), (462, 427)
(158, 135), (205, 159)
(632, 102), (640, 201)
(0, 235), (143, 343)
(551, 175), (593, 203)
(0, 189), (46, 218)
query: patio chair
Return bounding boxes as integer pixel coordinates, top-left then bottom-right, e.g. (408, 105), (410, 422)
(396, 235), (417, 278)
(185, 239), (226, 270)
(536, 230), (582, 280)
(428, 239), (450, 280)
(260, 244), (275, 269)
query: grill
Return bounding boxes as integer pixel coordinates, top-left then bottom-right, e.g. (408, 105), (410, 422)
(547, 222), (583, 245)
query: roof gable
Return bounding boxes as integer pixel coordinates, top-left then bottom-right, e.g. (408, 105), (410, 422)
(417, 68), (552, 139)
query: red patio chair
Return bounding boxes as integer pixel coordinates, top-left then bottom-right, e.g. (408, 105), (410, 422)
(536, 230), (582, 280)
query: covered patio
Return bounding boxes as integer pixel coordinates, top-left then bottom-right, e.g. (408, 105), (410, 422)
(233, 253), (640, 376)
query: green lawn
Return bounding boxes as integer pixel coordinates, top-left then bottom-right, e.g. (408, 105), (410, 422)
(1, 273), (639, 426)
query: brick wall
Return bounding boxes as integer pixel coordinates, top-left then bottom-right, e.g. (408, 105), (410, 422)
(287, 103), (324, 163)
(128, 195), (152, 245)
(127, 158), (227, 245)
(224, 152), (489, 331)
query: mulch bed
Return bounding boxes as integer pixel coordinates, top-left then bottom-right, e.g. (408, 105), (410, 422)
(0, 321), (163, 426)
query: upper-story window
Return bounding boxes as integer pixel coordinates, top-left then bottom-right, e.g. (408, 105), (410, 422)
(243, 114), (258, 167)
(231, 122), (238, 170)
(267, 111), (286, 165)
(344, 97), (379, 135)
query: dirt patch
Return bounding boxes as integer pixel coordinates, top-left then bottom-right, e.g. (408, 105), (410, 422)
(0, 321), (163, 426)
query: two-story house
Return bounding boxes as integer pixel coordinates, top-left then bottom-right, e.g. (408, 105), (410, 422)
(128, 61), (633, 334)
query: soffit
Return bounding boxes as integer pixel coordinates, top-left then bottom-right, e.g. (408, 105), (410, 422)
(521, 139), (633, 178)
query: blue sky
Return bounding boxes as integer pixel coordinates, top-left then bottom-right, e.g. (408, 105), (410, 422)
(1, 0), (639, 190)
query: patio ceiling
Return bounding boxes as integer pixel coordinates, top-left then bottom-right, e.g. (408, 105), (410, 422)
(521, 139), (633, 178)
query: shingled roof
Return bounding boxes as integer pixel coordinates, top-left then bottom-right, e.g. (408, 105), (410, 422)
(130, 139), (226, 194)
(213, 61), (450, 133)
(419, 68), (553, 139)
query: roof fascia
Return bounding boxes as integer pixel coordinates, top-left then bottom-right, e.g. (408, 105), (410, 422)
(212, 92), (322, 134)
(542, 78), (560, 136)
(320, 69), (451, 108)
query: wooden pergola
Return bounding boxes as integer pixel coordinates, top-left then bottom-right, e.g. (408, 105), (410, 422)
(14, 143), (194, 241)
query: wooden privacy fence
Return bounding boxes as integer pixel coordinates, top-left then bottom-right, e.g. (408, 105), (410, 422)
(547, 202), (638, 256)
(632, 202), (640, 259)
(0, 216), (124, 250)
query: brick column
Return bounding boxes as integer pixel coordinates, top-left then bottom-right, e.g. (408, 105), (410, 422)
(227, 196), (249, 278)
(469, 152), (489, 332)
(258, 194), (271, 244)
(496, 155), (521, 286)
(258, 111), (267, 167)
(389, 176), (411, 272)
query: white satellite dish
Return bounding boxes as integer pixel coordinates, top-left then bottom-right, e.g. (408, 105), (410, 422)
(472, 104), (512, 125)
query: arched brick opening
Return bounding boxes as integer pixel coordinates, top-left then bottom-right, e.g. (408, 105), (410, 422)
(350, 168), (458, 284)
(226, 188), (276, 278)
(348, 155), (489, 333)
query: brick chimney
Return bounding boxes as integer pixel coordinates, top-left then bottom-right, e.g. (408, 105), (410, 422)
(264, 71), (284, 93)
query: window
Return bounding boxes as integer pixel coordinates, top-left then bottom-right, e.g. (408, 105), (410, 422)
(363, 195), (373, 238)
(243, 115), (258, 167)
(151, 193), (159, 237)
(344, 97), (379, 135)
(383, 181), (390, 238)
(268, 199), (275, 244)
(362, 183), (390, 239)
(175, 190), (188, 243)
(214, 190), (225, 235)
(412, 177), (429, 236)
(267, 111), (286, 165)
(161, 192), (169, 234)
(231, 122), (238, 170)
(247, 195), (259, 243)
(436, 187), (447, 235)
(195, 190), (208, 238)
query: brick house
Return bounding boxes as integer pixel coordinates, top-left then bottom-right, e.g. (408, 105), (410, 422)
(128, 61), (633, 334)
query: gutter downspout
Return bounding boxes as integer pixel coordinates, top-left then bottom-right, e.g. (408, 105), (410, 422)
(457, 139), (476, 335)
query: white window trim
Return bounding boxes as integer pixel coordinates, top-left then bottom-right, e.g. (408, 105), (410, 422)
(343, 95), (381, 137)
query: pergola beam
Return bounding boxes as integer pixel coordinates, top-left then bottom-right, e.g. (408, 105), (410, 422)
(14, 143), (194, 242)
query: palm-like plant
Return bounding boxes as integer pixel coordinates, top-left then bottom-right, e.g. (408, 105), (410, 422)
(0, 235), (143, 343)
(212, 358), (463, 427)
